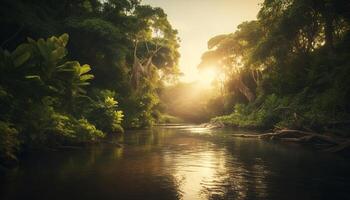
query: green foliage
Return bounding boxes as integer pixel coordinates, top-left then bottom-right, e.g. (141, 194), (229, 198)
(124, 90), (160, 128)
(0, 0), (180, 167)
(86, 90), (124, 134)
(0, 121), (19, 167)
(0, 35), (123, 166)
(206, 0), (350, 133)
(66, 18), (122, 41)
(0, 0), (180, 131)
(19, 97), (105, 146)
(157, 114), (184, 124)
(74, 119), (105, 143)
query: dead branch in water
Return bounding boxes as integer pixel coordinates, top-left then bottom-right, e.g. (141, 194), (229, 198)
(324, 141), (350, 154)
(231, 129), (350, 154)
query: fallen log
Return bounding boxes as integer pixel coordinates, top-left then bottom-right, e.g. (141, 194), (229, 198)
(231, 134), (259, 138)
(259, 133), (276, 140)
(262, 129), (342, 145)
(274, 129), (313, 139)
(280, 135), (314, 143)
(231, 129), (344, 146)
(226, 128), (350, 154)
(324, 141), (350, 154)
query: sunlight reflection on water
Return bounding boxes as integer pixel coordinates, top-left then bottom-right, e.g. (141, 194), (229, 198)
(1, 124), (350, 200)
(184, 127), (213, 134)
(161, 125), (269, 200)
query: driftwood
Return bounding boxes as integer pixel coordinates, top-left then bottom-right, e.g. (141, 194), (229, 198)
(231, 134), (259, 138)
(324, 141), (350, 154)
(229, 129), (350, 154)
(259, 129), (342, 145)
(197, 122), (350, 154)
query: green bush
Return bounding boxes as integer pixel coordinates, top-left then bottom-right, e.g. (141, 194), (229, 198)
(212, 94), (294, 130)
(73, 119), (105, 143)
(19, 97), (105, 146)
(123, 88), (159, 129)
(0, 34), (124, 166)
(0, 121), (19, 167)
(158, 114), (184, 124)
(86, 90), (124, 134)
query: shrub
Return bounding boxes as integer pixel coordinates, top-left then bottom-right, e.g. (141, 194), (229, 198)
(73, 119), (105, 143)
(86, 90), (124, 134)
(0, 121), (19, 167)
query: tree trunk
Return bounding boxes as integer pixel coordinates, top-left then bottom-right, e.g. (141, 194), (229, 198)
(237, 77), (255, 102)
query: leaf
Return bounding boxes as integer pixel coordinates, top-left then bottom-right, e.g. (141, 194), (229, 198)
(27, 37), (36, 44)
(77, 87), (86, 94)
(51, 47), (66, 60)
(58, 68), (75, 72)
(12, 43), (31, 58)
(56, 61), (76, 71)
(48, 85), (59, 92)
(79, 64), (91, 75)
(77, 82), (90, 86)
(25, 75), (41, 81)
(80, 74), (94, 81)
(13, 52), (31, 67)
(59, 33), (69, 47)
(37, 39), (49, 61)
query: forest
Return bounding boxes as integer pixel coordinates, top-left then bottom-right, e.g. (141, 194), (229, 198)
(167, 0), (350, 129)
(1, 0), (350, 168)
(198, 0), (350, 134)
(164, 0), (350, 132)
(0, 0), (180, 167)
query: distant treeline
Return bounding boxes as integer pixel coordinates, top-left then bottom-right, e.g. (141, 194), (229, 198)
(198, 0), (350, 132)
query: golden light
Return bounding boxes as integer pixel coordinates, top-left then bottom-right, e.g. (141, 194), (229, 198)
(197, 68), (218, 87)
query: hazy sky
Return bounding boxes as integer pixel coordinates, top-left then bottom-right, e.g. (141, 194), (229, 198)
(142, 0), (263, 82)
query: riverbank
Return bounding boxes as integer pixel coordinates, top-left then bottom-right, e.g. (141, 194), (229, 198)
(201, 122), (350, 155)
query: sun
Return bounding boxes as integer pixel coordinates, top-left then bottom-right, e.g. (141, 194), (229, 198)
(197, 68), (218, 87)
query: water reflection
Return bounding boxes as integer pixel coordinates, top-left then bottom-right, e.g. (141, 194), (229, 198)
(1, 125), (350, 200)
(161, 129), (267, 200)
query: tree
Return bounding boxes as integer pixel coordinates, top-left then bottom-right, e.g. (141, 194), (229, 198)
(202, 0), (350, 131)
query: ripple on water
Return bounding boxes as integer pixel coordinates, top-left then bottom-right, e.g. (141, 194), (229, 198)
(1, 125), (350, 200)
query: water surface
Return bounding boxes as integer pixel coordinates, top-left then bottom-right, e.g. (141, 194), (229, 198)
(1, 124), (350, 200)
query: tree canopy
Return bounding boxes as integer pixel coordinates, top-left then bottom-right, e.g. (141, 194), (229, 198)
(0, 0), (180, 167)
(199, 0), (350, 131)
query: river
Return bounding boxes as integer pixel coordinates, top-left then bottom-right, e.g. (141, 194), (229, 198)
(1, 124), (350, 200)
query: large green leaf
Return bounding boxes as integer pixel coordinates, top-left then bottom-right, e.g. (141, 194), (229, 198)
(13, 52), (31, 68)
(59, 33), (69, 47)
(51, 47), (66, 60)
(56, 61), (77, 73)
(80, 74), (94, 81)
(12, 44), (31, 59)
(37, 39), (49, 61)
(79, 64), (92, 75)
